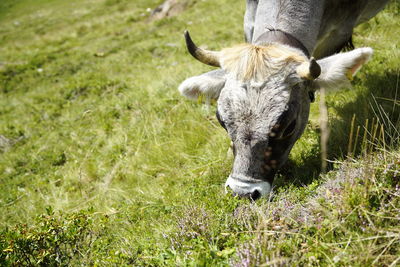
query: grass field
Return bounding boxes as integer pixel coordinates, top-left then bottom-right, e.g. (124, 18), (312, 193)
(0, 0), (399, 265)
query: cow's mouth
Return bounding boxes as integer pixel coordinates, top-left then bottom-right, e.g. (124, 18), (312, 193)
(225, 174), (272, 200)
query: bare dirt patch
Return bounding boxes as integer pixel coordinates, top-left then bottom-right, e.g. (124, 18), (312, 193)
(149, 0), (190, 21)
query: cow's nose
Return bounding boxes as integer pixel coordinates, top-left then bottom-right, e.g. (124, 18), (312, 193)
(250, 189), (261, 201)
(225, 175), (271, 200)
(226, 188), (261, 201)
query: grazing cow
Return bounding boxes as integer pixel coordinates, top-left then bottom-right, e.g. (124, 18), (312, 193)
(178, 0), (389, 200)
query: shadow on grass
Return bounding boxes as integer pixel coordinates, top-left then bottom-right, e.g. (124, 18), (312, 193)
(274, 70), (399, 189)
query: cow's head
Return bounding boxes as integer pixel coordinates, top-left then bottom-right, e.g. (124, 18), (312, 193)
(179, 31), (372, 200)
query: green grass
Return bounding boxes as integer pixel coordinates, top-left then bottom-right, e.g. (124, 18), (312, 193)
(0, 0), (399, 265)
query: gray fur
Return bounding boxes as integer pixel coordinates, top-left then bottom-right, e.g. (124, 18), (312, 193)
(180, 0), (388, 198)
(245, 0), (389, 58)
(244, 0), (258, 42)
(218, 67), (310, 182)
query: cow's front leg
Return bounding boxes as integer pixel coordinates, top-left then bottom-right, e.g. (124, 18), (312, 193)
(244, 0), (258, 43)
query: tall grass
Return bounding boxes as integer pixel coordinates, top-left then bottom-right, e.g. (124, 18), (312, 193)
(0, 0), (399, 265)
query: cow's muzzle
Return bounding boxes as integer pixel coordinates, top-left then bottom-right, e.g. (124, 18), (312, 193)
(225, 175), (271, 200)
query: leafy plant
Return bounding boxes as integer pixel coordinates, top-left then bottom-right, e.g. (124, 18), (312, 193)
(0, 208), (104, 266)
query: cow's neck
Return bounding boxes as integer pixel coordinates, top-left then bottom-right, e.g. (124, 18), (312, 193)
(252, 0), (324, 54)
(254, 29), (311, 58)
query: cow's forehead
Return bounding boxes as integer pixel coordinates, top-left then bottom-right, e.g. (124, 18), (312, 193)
(219, 71), (293, 108)
(220, 43), (307, 83)
(216, 43), (307, 135)
(217, 74), (293, 133)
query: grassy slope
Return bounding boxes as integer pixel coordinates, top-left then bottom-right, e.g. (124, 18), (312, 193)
(0, 0), (399, 265)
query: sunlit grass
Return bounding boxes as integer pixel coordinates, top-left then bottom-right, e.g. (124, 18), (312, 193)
(0, 0), (399, 265)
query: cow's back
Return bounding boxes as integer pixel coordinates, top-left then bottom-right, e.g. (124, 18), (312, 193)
(314, 0), (389, 58)
(247, 0), (389, 59)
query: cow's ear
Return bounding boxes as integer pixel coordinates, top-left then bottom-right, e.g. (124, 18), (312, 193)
(178, 69), (226, 101)
(313, 47), (373, 91)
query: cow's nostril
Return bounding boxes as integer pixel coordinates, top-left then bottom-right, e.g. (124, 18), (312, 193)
(225, 185), (233, 194)
(250, 190), (261, 201)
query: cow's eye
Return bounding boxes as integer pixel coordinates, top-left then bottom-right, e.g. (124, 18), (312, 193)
(282, 119), (296, 137)
(216, 110), (227, 130)
(308, 91), (315, 102)
(273, 110), (297, 139)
